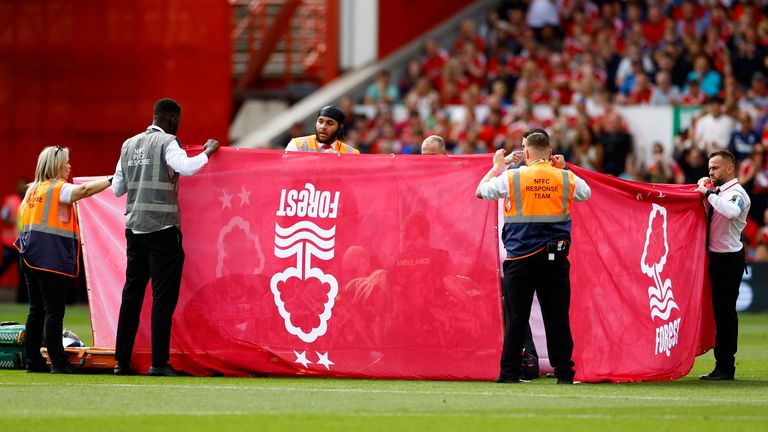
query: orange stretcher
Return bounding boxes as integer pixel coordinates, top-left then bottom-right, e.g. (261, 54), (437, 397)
(41, 347), (117, 371)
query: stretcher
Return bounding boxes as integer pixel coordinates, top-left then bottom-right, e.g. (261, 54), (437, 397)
(41, 347), (117, 371)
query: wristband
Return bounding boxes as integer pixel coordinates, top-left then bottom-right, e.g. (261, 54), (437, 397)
(490, 167), (503, 177)
(705, 189), (714, 197)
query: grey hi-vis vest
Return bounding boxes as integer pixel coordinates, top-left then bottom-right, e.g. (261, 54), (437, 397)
(120, 128), (181, 231)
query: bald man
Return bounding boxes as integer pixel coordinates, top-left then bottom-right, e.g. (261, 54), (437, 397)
(421, 135), (447, 155)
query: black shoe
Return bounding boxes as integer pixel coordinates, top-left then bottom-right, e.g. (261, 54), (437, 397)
(556, 378), (574, 384)
(26, 363), (50, 373)
(699, 370), (734, 381)
(51, 364), (77, 374)
(148, 364), (185, 377)
(496, 375), (525, 383)
(114, 364), (138, 376)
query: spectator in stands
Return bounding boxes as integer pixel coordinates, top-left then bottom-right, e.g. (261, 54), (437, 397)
(421, 39), (449, 87)
(364, 70), (400, 105)
(694, 97), (736, 151)
(454, 19), (485, 54)
(738, 143), (768, 225)
(731, 26), (766, 90)
(478, 109), (507, 152)
(457, 40), (488, 89)
(729, 112), (760, 163)
(370, 121), (402, 154)
(454, 128), (486, 155)
(743, 72), (768, 109)
(674, 0), (707, 39)
(338, 95), (356, 132)
(722, 73), (746, 109)
(526, 0), (560, 42)
(650, 71), (682, 105)
(754, 209), (768, 261)
(643, 4), (668, 48)
(600, 112), (633, 177)
(681, 77), (708, 106)
(399, 110), (427, 154)
(615, 45), (653, 96)
(570, 124), (602, 172)
(404, 76), (439, 113)
(399, 59), (423, 96)
(677, 140), (710, 185)
(479, 8), (508, 53)
(275, 121), (307, 150)
(16, 146), (113, 373)
(686, 55), (721, 99)
(646, 142), (684, 184)
(0, 177), (27, 302)
(625, 72), (653, 105)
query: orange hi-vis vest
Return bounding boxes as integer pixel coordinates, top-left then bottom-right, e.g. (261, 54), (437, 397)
(501, 160), (576, 259)
(14, 180), (80, 277)
(290, 135), (360, 154)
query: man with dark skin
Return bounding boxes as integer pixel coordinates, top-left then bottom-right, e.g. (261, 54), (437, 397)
(112, 98), (220, 376)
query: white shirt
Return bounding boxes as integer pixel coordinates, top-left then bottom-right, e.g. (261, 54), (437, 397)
(59, 183), (75, 204)
(695, 114), (735, 150)
(707, 178), (750, 253)
(480, 164), (592, 202)
(112, 125), (209, 196)
(112, 125), (210, 233)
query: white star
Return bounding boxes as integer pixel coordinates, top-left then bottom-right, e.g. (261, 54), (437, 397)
(316, 352), (334, 370)
(238, 186), (252, 206)
(294, 350), (311, 368)
(219, 190), (232, 209)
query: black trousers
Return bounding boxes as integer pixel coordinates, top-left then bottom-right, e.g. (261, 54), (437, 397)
(499, 246), (575, 381)
(22, 261), (71, 369)
(708, 249), (744, 375)
(115, 227), (185, 368)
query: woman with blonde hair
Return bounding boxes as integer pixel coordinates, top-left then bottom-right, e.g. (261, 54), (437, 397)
(14, 145), (112, 373)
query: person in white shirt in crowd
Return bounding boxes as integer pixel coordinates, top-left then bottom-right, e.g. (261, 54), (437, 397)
(694, 97), (736, 152)
(696, 150), (750, 381)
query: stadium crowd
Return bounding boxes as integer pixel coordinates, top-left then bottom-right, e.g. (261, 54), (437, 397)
(278, 0), (768, 260)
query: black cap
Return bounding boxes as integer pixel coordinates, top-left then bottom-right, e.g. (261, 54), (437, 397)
(318, 105), (345, 124)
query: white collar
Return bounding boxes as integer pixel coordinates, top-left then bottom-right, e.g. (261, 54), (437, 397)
(148, 125), (166, 133)
(719, 178), (738, 191)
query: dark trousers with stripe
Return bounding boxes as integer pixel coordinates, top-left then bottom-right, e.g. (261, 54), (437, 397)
(115, 227), (185, 368)
(499, 246), (575, 381)
(708, 249), (744, 375)
(22, 261), (71, 369)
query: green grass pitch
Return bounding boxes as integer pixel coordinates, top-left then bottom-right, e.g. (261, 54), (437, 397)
(1, 303), (766, 431)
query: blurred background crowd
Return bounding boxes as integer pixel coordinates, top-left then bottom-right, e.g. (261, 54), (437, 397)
(273, 0), (768, 261)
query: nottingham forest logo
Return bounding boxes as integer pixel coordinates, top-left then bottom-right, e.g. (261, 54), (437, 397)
(270, 183), (340, 345)
(640, 204), (682, 357)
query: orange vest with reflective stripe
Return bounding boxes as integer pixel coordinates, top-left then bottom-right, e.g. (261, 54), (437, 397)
(14, 180), (80, 277)
(290, 135), (360, 154)
(501, 161), (576, 258)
